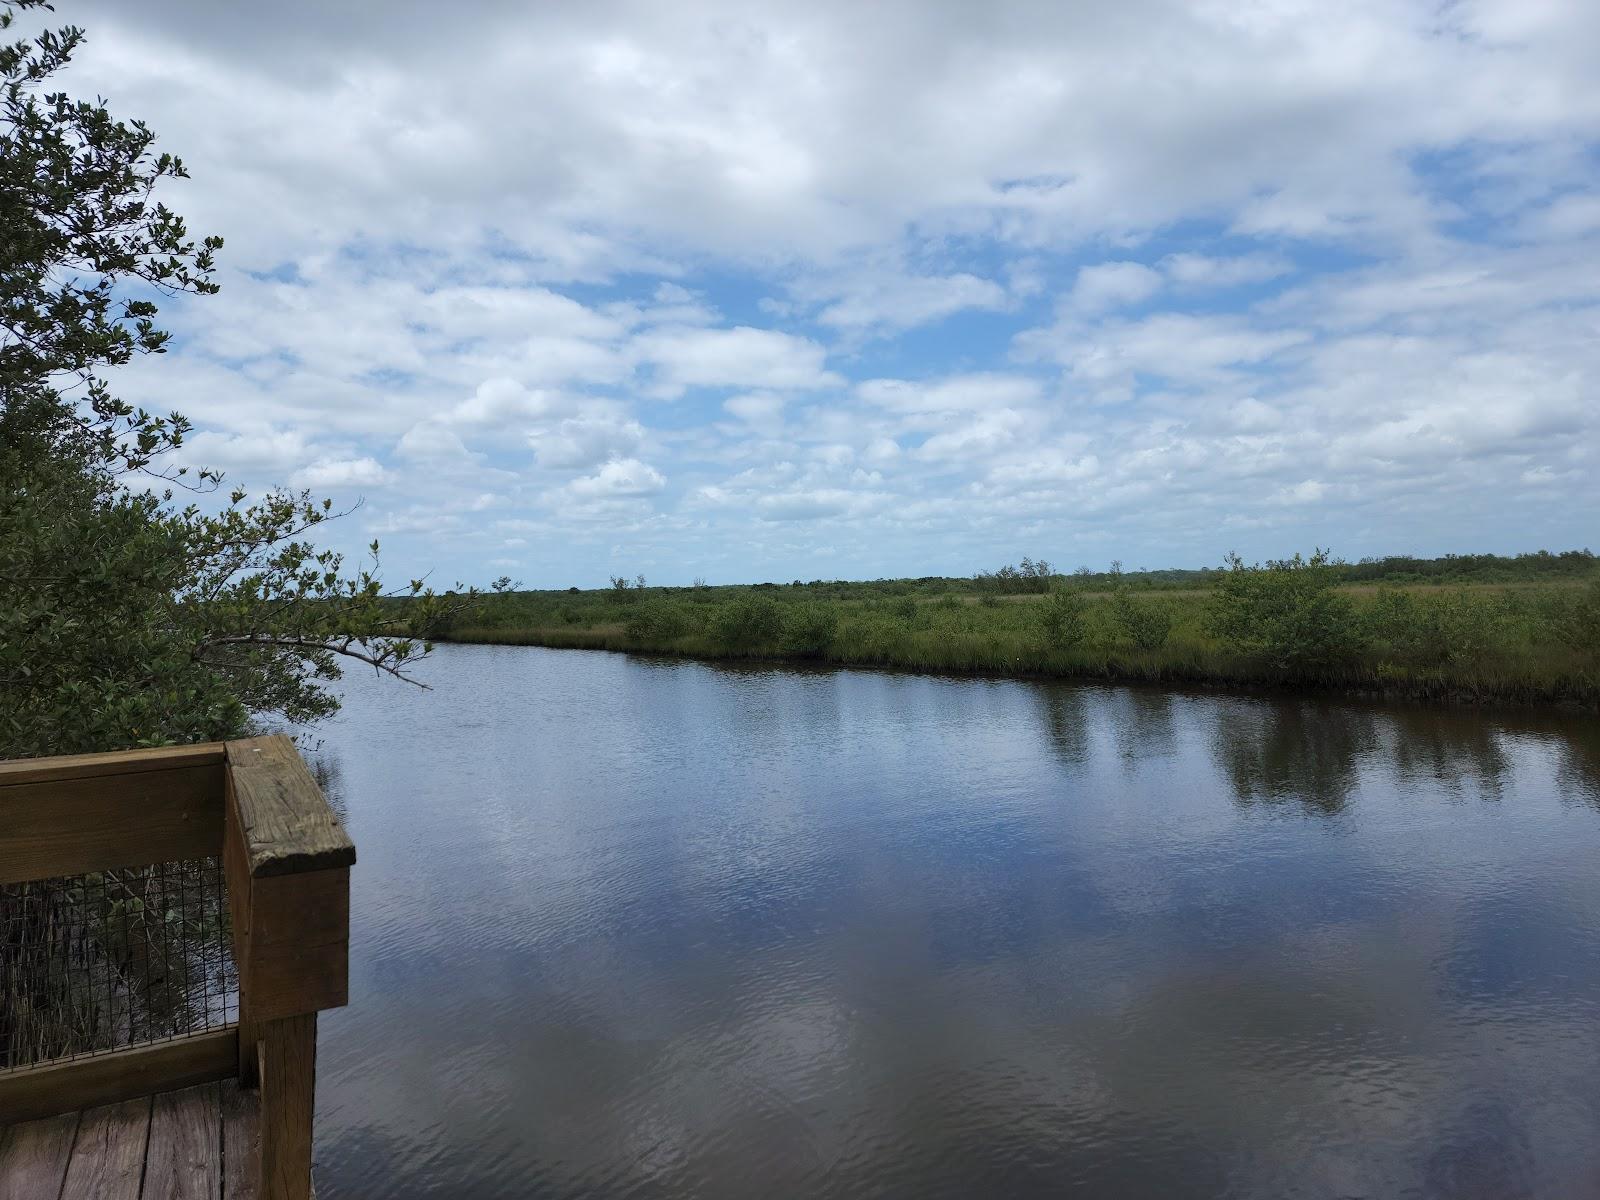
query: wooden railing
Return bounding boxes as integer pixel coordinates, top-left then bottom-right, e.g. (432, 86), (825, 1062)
(0, 735), (353, 1200)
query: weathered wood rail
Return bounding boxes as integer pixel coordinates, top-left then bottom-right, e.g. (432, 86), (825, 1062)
(0, 736), (354, 1198)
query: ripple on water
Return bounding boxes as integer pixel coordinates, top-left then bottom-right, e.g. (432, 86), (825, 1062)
(307, 646), (1600, 1198)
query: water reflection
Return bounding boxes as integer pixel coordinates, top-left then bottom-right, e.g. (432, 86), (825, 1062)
(1035, 686), (1094, 766)
(1381, 708), (1509, 800)
(305, 647), (1600, 1199)
(1210, 697), (1378, 813)
(1111, 688), (1180, 766)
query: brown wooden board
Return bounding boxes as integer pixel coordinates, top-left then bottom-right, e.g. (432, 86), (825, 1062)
(0, 764), (225, 884)
(243, 869), (350, 1023)
(220, 1081), (260, 1200)
(57, 1096), (150, 1200)
(0, 1030), (236, 1126)
(145, 1083), (221, 1199)
(0, 744), (224, 787)
(0, 1110), (79, 1200)
(224, 738), (354, 878)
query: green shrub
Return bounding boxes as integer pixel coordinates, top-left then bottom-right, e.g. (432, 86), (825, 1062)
(974, 556), (1055, 594)
(625, 601), (690, 642)
(1209, 550), (1357, 671)
(1366, 588), (1505, 666)
(712, 596), (783, 648)
(782, 604), (839, 657)
(1039, 589), (1090, 649)
(1552, 577), (1600, 655)
(889, 596), (918, 625)
(1112, 591), (1172, 650)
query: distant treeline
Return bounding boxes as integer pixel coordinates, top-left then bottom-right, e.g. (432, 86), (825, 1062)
(569, 548), (1600, 597)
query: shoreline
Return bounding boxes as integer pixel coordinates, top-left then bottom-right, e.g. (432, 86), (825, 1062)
(433, 627), (1600, 714)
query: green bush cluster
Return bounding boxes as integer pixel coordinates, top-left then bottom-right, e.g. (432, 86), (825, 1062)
(974, 556), (1056, 594)
(1112, 591), (1173, 650)
(712, 596), (784, 647)
(1038, 589), (1090, 649)
(624, 600), (692, 642)
(782, 604), (839, 657)
(1364, 589), (1505, 666)
(1551, 577), (1600, 654)
(1208, 550), (1356, 671)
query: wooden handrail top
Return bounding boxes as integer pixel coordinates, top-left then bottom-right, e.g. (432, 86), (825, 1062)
(0, 742), (225, 788)
(226, 736), (354, 878)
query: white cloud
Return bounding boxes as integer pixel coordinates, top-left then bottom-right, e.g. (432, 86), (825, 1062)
(813, 271), (1009, 333)
(1028, 314), (1311, 385)
(531, 417), (646, 470)
(289, 457), (388, 490)
(33, 0), (1599, 583)
(1068, 262), (1163, 313)
(1162, 253), (1292, 288)
(723, 392), (786, 432)
(632, 326), (841, 396)
(857, 374), (1042, 414)
(395, 422), (471, 460)
(450, 379), (565, 428)
(565, 459), (667, 499)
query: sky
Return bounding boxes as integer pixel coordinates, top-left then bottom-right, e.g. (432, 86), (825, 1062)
(47, 0), (1600, 587)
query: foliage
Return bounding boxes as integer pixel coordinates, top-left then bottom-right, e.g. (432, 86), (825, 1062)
(1111, 590), (1172, 650)
(0, 1), (464, 757)
(435, 567), (1600, 708)
(607, 573), (648, 604)
(1208, 550), (1357, 672)
(624, 600), (690, 642)
(974, 556), (1056, 594)
(712, 596), (783, 648)
(1038, 588), (1090, 650)
(1364, 588), (1505, 667)
(781, 604), (838, 657)
(887, 596), (918, 624)
(1, 0), (220, 477)
(1550, 576), (1600, 656)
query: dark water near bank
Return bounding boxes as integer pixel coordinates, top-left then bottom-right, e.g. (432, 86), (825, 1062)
(308, 644), (1600, 1199)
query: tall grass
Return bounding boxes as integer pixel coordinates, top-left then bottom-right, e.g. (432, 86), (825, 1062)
(436, 570), (1600, 709)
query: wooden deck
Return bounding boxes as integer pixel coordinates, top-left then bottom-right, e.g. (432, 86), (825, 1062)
(0, 1080), (260, 1199)
(2, 736), (353, 1198)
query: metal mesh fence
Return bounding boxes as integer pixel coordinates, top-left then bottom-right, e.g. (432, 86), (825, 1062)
(1, 859), (238, 1071)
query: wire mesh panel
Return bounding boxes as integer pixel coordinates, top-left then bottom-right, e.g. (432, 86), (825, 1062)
(0, 858), (238, 1070)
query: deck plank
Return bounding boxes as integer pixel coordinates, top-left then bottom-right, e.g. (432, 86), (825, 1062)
(143, 1084), (220, 1199)
(4, 1082), (263, 1200)
(218, 1083), (259, 1200)
(0, 1111), (80, 1200)
(58, 1097), (150, 1200)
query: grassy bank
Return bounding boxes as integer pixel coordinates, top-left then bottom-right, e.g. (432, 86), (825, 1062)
(421, 553), (1600, 710)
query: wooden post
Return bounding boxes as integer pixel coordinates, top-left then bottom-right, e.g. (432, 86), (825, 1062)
(257, 1014), (317, 1200)
(222, 735), (355, 1200)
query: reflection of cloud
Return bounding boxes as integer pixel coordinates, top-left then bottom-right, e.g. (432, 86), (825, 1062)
(308, 650), (1600, 1198)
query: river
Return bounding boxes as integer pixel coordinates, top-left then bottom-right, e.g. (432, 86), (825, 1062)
(304, 644), (1600, 1198)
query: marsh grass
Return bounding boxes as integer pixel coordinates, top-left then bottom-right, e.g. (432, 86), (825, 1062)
(437, 570), (1600, 709)
(2, 864), (235, 1069)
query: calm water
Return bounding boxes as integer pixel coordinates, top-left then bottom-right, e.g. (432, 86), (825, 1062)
(307, 644), (1600, 1199)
